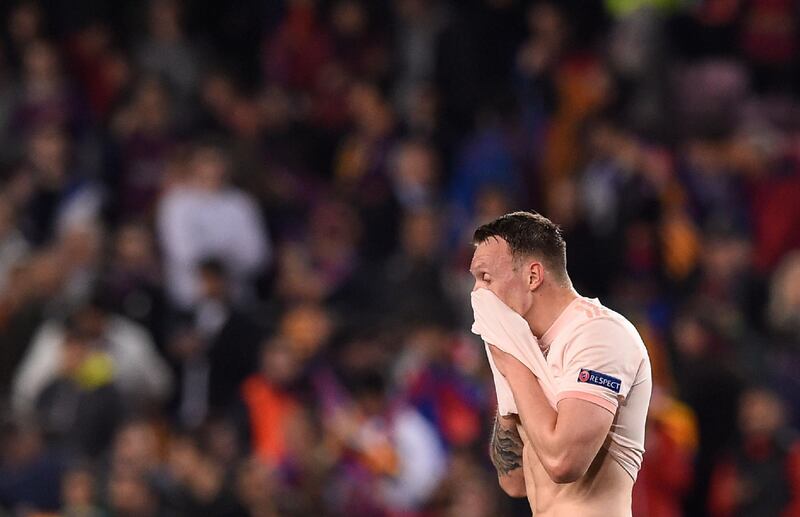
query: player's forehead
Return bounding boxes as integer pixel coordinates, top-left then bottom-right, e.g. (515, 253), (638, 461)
(470, 237), (513, 272)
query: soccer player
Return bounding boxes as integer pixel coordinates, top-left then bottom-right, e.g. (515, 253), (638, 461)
(469, 211), (652, 516)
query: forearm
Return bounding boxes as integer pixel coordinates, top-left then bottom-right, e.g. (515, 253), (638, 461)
(488, 345), (615, 484)
(505, 367), (591, 483)
(504, 369), (560, 463)
(490, 413), (527, 497)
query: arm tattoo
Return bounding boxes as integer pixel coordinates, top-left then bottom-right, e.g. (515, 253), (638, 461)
(490, 416), (523, 475)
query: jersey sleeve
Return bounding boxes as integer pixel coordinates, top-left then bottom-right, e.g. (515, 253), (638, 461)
(555, 319), (643, 414)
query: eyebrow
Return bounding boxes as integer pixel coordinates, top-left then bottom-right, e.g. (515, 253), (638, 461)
(469, 264), (488, 275)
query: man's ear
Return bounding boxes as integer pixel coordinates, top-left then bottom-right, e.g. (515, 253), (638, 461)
(527, 262), (544, 291)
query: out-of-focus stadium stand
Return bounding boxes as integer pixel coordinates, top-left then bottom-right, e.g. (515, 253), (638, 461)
(0, 0), (799, 515)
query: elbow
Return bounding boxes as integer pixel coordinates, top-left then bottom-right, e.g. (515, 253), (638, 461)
(497, 475), (527, 498)
(543, 455), (586, 484)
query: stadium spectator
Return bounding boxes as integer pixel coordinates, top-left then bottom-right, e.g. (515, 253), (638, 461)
(157, 140), (270, 309)
(12, 295), (172, 414)
(135, 0), (200, 101)
(768, 251), (800, 343)
(101, 221), (167, 346)
(239, 337), (303, 469)
(0, 420), (65, 514)
(169, 258), (262, 428)
(109, 75), (178, 219)
(709, 387), (800, 517)
(34, 324), (123, 456)
(60, 463), (105, 517)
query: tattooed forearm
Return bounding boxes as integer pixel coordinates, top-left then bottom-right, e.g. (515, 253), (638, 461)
(490, 415), (523, 475)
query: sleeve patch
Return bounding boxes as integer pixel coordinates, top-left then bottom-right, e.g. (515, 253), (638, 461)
(577, 369), (621, 393)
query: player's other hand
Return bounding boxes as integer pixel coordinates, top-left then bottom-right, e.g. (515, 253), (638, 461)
(488, 344), (530, 380)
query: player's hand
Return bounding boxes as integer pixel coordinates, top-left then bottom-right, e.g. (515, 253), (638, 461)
(489, 344), (530, 380)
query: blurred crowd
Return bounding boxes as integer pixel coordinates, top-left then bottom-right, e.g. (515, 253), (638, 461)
(0, 0), (799, 516)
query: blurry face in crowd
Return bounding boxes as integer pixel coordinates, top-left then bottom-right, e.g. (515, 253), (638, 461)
(0, 198), (13, 238)
(236, 458), (275, 508)
(470, 237), (538, 316)
(134, 78), (170, 131)
(201, 73), (236, 112)
(776, 254), (800, 308)
(331, 0), (366, 37)
(111, 421), (160, 472)
(348, 370), (388, 417)
(445, 452), (498, 517)
(280, 305), (332, 360)
(393, 141), (438, 191)
(199, 270), (226, 300)
(406, 324), (448, 361)
(259, 85), (292, 130)
(191, 146), (228, 191)
(108, 470), (157, 517)
(260, 340), (301, 386)
(704, 234), (751, 282)
(686, 139), (729, 175)
(166, 434), (200, 475)
(528, 2), (562, 39)
(1, 423), (43, 466)
(546, 178), (579, 230)
(62, 333), (90, 374)
(115, 224), (155, 269)
(738, 389), (785, 438)
(26, 252), (64, 294)
(673, 314), (710, 359)
(59, 222), (102, 268)
(9, 3), (42, 45)
(348, 82), (393, 136)
(355, 388), (384, 417)
(339, 338), (390, 375)
(74, 23), (111, 57)
(62, 467), (96, 508)
(289, 0), (315, 9)
(201, 419), (241, 465)
(28, 126), (68, 180)
(474, 188), (511, 225)
(395, 0), (431, 20)
(197, 261), (228, 301)
(401, 210), (439, 259)
(23, 40), (59, 83)
(105, 52), (132, 91)
(310, 200), (361, 254)
(405, 84), (439, 128)
(148, 0), (182, 40)
(73, 307), (108, 341)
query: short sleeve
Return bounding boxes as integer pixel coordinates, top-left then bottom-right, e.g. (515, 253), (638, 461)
(556, 319), (643, 414)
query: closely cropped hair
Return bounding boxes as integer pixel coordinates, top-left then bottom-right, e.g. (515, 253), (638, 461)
(473, 211), (567, 277)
